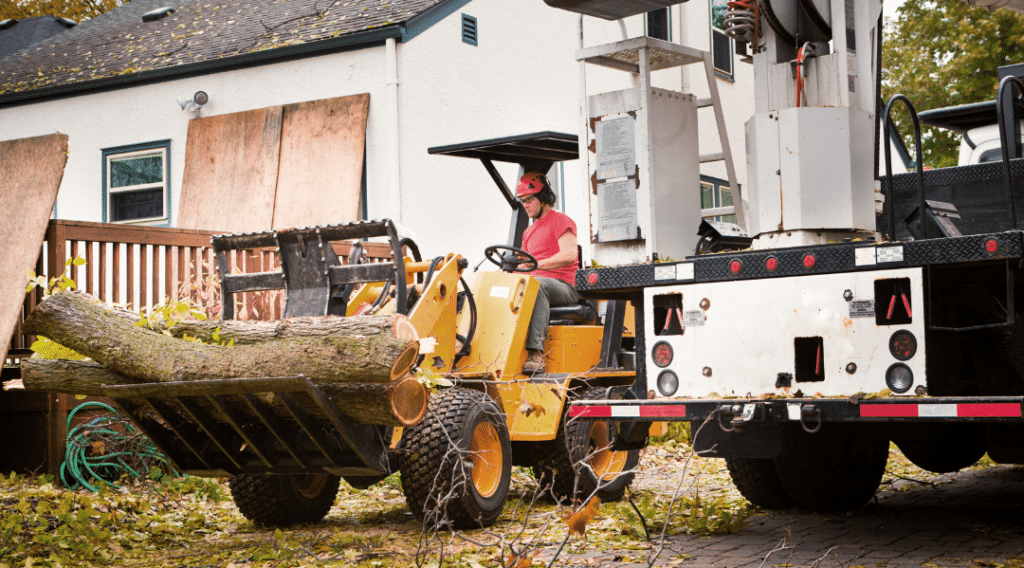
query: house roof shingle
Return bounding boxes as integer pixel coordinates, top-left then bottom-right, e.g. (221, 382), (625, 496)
(0, 0), (452, 105)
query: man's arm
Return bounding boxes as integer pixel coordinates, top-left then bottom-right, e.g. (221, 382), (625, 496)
(536, 229), (578, 270)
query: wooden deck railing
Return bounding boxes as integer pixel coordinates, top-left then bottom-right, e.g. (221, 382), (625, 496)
(7, 219), (393, 364)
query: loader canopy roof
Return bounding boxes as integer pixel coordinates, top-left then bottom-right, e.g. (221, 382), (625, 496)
(428, 131), (577, 208)
(428, 131), (578, 247)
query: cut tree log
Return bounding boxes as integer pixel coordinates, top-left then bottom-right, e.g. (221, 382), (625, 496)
(23, 290), (419, 385)
(167, 314), (419, 345)
(19, 358), (428, 427)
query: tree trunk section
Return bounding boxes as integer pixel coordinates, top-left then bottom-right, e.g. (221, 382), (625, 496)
(168, 314), (419, 345)
(321, 374), (428, 427)
(20, 358), (138, 396)
(24, 291), (419, 385)
(20, 359), (428, 427)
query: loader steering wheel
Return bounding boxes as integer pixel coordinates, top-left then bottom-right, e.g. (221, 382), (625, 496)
(484, 245), (538, 273)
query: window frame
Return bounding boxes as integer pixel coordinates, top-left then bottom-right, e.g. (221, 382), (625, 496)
(102, 140), (171, 226)
(709, 0), (734, 81)
(700, 174), (737, 223)
(645, 8), (671, 42)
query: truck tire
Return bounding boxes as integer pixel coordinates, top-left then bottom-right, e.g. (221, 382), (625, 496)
(892, 423), (986, 473)
(533, 387), (640, 503)
(724, 458), (794, 509)
(229, 473), (340, 526)
(773, 424), (888, 511)
(399, 387), (511, 529)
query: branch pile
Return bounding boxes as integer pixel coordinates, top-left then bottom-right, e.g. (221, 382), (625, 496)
(18, 290), (427, 426)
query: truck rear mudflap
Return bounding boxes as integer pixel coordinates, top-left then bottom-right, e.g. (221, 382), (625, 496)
(103, 376), (394, 479)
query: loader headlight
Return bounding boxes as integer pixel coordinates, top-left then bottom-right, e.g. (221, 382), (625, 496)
(885, 363), (913, 394)
(657, 370), (679, 397)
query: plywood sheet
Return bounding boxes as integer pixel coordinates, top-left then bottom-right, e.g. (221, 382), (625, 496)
(178, 106), (283, 232)
(273, 94), (369, 229)
(0, 133), (68, 362)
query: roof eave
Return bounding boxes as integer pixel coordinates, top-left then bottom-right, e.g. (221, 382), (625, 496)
(0, 23), (405, 109)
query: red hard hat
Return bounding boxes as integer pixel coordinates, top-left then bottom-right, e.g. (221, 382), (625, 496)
(516, 172), (548, 199)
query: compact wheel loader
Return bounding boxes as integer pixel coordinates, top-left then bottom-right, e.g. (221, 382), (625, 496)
(101, 133), (643, 529)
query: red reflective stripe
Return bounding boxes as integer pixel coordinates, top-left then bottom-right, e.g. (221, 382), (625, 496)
(957, 403), (1021, 418)
(568, 406), (611, 418)
(639, 405), (686, 418)
(860, 404), (919, 417)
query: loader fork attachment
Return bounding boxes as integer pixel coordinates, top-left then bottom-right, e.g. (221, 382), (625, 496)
(212, 219), (409, 318)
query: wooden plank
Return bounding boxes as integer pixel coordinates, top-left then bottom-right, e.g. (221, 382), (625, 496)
(0, 134), (68, 363)
(177, 106), (284, 232)
(273, 94), (369, 229)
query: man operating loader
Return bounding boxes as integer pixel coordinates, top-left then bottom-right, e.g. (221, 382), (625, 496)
(516, 171), (580, 374)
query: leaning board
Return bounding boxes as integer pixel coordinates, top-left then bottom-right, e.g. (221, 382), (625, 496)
(0, 133), (68, 362)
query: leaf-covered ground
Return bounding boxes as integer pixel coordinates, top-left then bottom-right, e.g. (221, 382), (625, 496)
(0, 435), (1004, 568)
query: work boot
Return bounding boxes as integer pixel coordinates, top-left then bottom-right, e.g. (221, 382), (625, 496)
(522, 350), (546, 374)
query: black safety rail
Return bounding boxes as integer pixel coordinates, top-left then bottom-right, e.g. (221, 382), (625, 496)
(102, 376), (393, 478)
(576, 231), (1024, 294)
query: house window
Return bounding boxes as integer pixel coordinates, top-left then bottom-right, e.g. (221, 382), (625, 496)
(710, 0), (733, 79)
(103, 141), (170, 224)
(700, 175), (737, 224)
(462, 14), (477, 46)
(646, 8), (670, 41)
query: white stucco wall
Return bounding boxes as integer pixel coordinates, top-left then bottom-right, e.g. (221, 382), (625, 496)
(0, 0), (758, 266)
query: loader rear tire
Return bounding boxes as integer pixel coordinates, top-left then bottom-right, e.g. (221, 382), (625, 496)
(533, 387), (640, 503)
(399, 387), (511, 529)
(725, 457), (794, 510)
(229, 473), (340, 526)
(773, 424), (888, 511)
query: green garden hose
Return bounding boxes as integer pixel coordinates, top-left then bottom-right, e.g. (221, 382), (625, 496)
(60, 401), (178, 491)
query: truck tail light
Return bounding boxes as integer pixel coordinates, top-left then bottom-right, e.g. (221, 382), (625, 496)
(653, 341), (673, 367)
(886, 363), (913, 393)
(657, 370), (679, 396)
(889, 330), (917, 360)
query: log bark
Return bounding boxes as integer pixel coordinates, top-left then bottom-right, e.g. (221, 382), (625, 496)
(321, 374), (428, 426)
(19, 358), (137, 396)
(167, 314), (419, 345)
(19, 358), (429, 427)
(24, 291), (419, 385)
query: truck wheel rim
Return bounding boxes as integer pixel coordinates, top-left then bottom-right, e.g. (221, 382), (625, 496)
(295, 473), (331, 499)
(589, 422), (628, 481)
(470, 421), (502, 498)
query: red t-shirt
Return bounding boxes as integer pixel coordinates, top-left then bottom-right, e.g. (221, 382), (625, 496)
(523, 210), (578, 286)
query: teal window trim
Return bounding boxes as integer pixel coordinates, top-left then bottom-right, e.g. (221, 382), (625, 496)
(700, 174), (738, 224)
(101, 139), (171, 226)
(709, 1), (734, 81)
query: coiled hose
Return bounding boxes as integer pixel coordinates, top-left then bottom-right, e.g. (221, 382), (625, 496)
(60, 401), (178, 491)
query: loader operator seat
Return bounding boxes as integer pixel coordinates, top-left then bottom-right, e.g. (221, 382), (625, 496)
(485, 245), (598, 326)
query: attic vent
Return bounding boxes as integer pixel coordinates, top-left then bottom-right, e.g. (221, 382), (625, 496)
(142, 6), (176, 22)
(461, 13), (477, 46)
(0, 19), (16, 30)
(56, 17), (77, 28)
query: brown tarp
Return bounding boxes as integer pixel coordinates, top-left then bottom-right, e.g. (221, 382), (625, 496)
(177, 94), (369, 232)
(0, 133), (68, 363)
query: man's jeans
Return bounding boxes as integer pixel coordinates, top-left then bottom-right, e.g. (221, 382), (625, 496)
(526, 277), (580, 351)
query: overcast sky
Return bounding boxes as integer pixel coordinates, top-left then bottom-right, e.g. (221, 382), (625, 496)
(883, 0), (907, 22)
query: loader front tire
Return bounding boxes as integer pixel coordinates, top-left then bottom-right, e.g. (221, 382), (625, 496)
(399, 387), (511, 529)
(533, 387), (639, 503)
(773, 424), (888, 511)
(229, 473), (340, 526)
(725, 457), (794, 510)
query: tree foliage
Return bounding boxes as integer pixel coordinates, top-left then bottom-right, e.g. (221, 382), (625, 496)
(0, 0), (124, 23)
(883, 0), (1024, 168)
